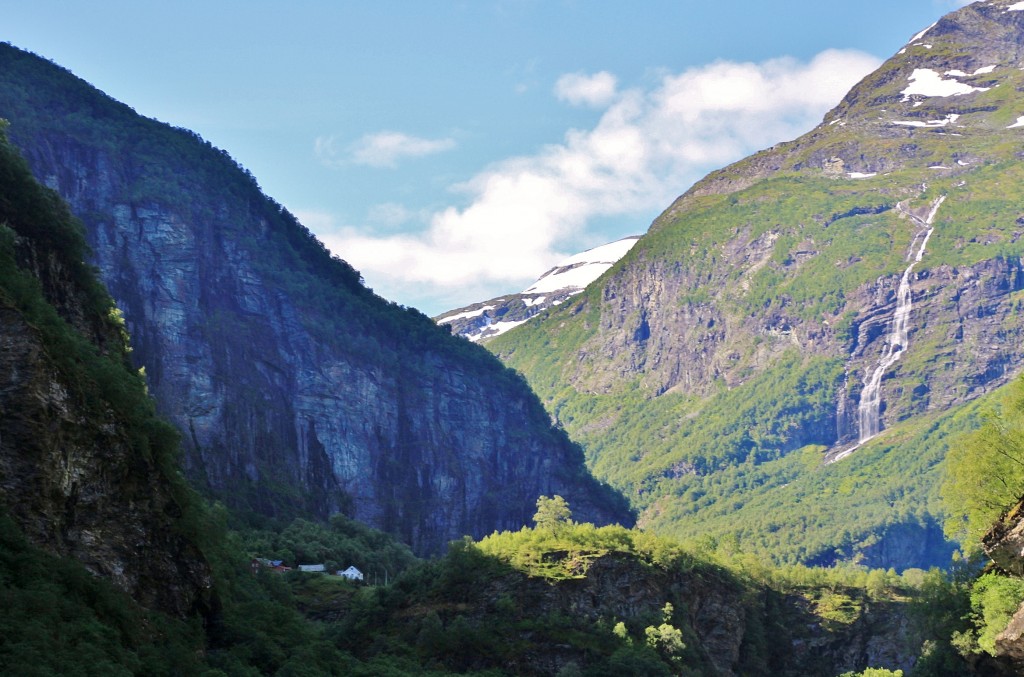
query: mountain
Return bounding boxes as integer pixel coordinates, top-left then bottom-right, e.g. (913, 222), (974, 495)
(436, 235), (641, 342)
(0, 43), (632, 555)
(0, 125), (211, 617)
(0, 56), (1006, 673)
(490, 0), (1024, 569)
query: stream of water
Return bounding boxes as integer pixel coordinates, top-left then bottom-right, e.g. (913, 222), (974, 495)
(856, 195), (946, 444)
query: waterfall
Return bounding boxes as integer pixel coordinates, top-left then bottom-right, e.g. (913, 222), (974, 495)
(856, 196), (945, 444)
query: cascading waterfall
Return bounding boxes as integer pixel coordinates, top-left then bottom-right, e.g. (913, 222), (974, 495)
(856, 195), (946, 444)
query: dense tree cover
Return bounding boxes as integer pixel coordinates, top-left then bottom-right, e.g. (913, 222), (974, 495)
(233, 514), (417, 583)
(477, 520), (695, 580)
(942, 375), (1024, 552)
(0, 503), (452, 676)
(9, 489), (977, 676)
(951, 573), (1024, 657)
(0, 512), (210, 676)
(917, 375), (1024, 669)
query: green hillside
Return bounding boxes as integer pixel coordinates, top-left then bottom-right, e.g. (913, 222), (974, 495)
(490, 1), (1024, 569)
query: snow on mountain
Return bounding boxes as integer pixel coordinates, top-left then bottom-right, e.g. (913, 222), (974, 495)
(436, 236), (641, 342)
(523, 237), (643, 294)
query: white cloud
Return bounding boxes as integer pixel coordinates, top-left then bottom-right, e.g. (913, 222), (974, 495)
(315, 131), (455, 169)
(555, 71), (618, 107)
(324, 49), (880, 310)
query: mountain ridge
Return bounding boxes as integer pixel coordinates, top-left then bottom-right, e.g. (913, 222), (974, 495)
(489, 0), (1024, 569)
(0, 42), (632, 555)
(436, 235), (641, 342)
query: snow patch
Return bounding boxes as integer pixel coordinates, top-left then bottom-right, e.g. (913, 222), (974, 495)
(929, 165), (950, 170)
(482, 319), (528, 338)
(847, 172), (877, 179)
(523, 236), (640, 294)
(901, 69), (990, 100)
(974, 65), (997, 75)
(1007, 2), (1024, 11)
(910, 22), (937, 43)
(891, 113), (961, 128)
(945, 69), (969, 77)
(521, 295), (546, 307)
(1008, 115), (1024, 128)
(437, 305), (494, 323)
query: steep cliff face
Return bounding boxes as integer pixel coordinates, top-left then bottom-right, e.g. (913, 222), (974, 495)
(491, 1), (1024, 567)
(0, 44), (631, 554)
(383, 546), (916, 676)
(0, 129), (211, 617)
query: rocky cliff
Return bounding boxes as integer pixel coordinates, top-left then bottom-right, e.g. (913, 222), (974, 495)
(975, 497), (1024, 673)
(0, 43), (631, 554)
(0, 127), (211, 617)
(490, 0), (1024, 567)
(375, 542), (917, 676)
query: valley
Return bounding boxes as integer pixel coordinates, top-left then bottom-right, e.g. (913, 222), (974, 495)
(4, 1), (1024, 675)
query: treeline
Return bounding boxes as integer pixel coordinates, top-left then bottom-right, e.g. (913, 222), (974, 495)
(4, 487), (968, 676)
(932, 374), (1024, 668)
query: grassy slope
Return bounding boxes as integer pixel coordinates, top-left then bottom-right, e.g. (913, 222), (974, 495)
(490, 38), (1024, 566)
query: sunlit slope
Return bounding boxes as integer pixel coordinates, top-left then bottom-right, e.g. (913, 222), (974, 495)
(491, 1), (1024, 568)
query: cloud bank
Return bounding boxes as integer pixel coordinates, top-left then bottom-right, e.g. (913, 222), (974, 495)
(321, 49), (880, 310)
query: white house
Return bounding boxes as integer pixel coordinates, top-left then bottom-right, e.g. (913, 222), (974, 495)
(338, 565), (364, 581)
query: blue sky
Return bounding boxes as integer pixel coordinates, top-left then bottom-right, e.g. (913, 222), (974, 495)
(3, 0), (972, 315)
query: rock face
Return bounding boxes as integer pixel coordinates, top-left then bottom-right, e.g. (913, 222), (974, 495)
(436, 236), (641, 342)
(0, 44), (631, 555)
(392, 549), (915, 676)
(984, 500), (1024, 578)
(0, 131), (211, 617)
(982, 498), (1024, 672)
(995, 603), (1024, 667)
(490, 0), (1024, 567)
(490, 553), (752, 675)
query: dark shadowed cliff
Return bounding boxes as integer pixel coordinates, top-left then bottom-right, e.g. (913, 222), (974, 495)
(0, 125), (211, 617)
(0, 43), (631, 554)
